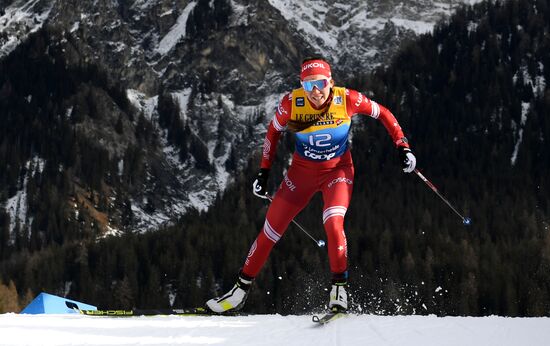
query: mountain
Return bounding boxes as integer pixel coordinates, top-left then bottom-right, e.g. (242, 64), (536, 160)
(1, 0), (548, 316)
(1, 0), (481, 241)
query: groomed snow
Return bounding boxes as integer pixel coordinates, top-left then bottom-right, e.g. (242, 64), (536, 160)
(1, 313), (549, 345)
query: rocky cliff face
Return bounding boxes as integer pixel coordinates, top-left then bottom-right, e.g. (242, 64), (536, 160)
(1, 0), (480, 233)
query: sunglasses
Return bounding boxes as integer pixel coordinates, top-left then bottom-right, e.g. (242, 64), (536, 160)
(302, 78), (330, 92)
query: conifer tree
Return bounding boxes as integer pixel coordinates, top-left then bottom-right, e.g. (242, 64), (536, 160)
(0, 280), (20, 313)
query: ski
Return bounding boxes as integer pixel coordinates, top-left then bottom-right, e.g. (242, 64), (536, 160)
(312, 311), (347, 325)
(77, 307), (213, 316)
(67, 303), (239, 317)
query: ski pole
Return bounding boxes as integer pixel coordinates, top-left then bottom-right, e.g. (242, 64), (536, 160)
(266, 195), (326, 247)
(414, 169), (472, 226)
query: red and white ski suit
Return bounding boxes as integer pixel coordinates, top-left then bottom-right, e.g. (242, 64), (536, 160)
(242, 86), (409, 279)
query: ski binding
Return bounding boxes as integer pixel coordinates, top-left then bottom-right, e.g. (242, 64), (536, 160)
(312, 309), (347, 324)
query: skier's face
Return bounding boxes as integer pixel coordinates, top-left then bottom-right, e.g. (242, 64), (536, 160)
(302, 74), (333, 107)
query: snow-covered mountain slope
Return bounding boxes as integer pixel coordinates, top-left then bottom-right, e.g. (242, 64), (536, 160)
(266, 0), (485, 74)
(0, 0), (53, 58)
(1, 313), (550, 346)
(1, 0), (483, 233)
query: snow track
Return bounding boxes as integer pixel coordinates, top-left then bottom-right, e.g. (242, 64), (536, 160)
(1, 313), (549, 345)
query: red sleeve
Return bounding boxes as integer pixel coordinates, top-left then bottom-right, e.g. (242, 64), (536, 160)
(346, 89), (410, 148)
(260, 93), (292, 169)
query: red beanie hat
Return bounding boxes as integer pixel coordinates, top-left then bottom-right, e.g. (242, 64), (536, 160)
(300, 59), (331, 80)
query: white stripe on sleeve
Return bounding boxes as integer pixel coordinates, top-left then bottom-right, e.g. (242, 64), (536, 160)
(272, 115), (285, 131)
(370, 101), (380, 119)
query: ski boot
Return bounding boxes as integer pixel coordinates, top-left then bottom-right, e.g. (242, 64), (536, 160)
(206, 273), (253, 313)
(312, 276), (348, 324)
(329, 273), (348, 313)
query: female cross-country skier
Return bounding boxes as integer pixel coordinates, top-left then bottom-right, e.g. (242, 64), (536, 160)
(206, 57), (417, 313)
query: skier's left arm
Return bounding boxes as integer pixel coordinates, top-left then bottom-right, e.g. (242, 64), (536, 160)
(346, 89), (416, 173)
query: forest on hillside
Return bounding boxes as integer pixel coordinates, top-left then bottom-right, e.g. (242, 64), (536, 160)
(1, 0), (549, 316)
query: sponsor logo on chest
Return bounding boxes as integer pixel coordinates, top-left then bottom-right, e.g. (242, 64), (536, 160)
(295, 112), (335, 123)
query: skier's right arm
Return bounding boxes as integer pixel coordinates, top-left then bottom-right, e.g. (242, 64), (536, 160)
(253, 93), (292, 199)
